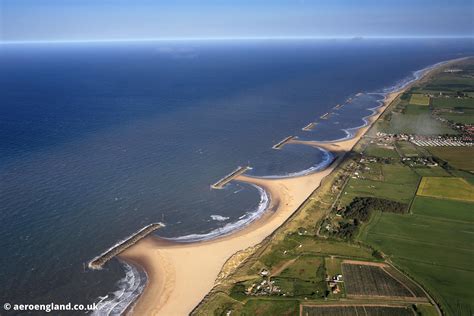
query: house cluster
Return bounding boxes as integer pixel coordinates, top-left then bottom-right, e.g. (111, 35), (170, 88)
(454, 124), (474, 140)
(374, 132), (472, 147)
(431, 108), (474, 138)
(401, 157), (438, 168)
(245, 277), (282, 296)
(326, 274), (343, 294)
(359, 157), (380, 164)
(331, 161), (357, 194)
(374, 132), (411, 144)
(410, 136), (473, 147)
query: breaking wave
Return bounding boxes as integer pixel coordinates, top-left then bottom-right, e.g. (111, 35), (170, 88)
(210, 214), (230, 221)
(167, 184), (270, 242)
(260, 149), (334, 179)
(92, 262), (147, 316)
(92, 58), (459, 316)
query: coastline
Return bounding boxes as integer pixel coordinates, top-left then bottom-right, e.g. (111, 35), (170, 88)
(113, 60), (457, 315)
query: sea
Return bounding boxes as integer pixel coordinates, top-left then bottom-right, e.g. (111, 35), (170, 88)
(1, 38), (473, 314)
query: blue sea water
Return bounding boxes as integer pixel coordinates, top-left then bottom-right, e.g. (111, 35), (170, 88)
(0, 38), (472, 313)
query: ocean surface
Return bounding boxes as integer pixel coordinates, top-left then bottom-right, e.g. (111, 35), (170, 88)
(1, 38), (473, 314)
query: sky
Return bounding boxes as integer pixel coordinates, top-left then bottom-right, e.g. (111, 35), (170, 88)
(1, 0), (473, 42)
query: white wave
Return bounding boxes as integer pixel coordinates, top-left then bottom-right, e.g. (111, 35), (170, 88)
(259, 149), (334, 179)
(167, 184), (270, 242)
(379, 59), (451, 95)
(336, 60), (452, 141)
(210, 215), (230, 221)
(322, 61), (448, 142)
(90, 58), (460, 316)
(92, 262), (147, 316)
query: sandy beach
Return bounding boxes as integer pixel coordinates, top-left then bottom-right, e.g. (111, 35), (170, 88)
(118, 96), (397, 316)
(117, 61), (452, 315)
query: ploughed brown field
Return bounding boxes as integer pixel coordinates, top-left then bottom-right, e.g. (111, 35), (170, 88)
(301, 305), (414, 316)
(342, 263), (414, 297)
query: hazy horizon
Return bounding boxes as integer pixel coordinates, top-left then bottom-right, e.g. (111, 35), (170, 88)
(1, 0), (472, 42)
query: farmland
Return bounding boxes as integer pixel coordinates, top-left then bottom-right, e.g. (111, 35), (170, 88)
(410, 94), (430, 105)
(432, 97), (474, 109)
(346, 60), (474, 315)
(395, 141), (420, 157)
(417, 177), (474, 202)
(341, 262), (415, 298)
(359, 198), (474, 315)
(412, 166), (451, 177)
(410, 196), (474, 222)
(380, 110), (454, 135)
(364, 143), (400, 159)
(301, 305), (416, 316)
(340, 162), (420, 205)
(427, 147), (474, 171)
(193, 60), (474, 316)
(241, 299), (298, 316)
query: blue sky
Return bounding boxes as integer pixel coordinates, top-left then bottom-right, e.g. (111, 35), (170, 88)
(1, 0), (473, 42)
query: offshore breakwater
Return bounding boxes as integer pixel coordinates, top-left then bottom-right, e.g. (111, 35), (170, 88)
(211, 166), (252, 189)
(302, 122), (317, 131)
(2, 39), (471, 316)
(272, 136), (295, 149)
(88, 223), (165, 270)
(87, 58), (465, 316)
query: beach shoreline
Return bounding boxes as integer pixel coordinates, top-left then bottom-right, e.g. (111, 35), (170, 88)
(114, 60), (457, 316)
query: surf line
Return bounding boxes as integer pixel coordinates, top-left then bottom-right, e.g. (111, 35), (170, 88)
(88, 223), (165, 270)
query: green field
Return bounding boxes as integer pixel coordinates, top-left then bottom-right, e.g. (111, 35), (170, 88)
(409, 94), (430, 106)
(412, 166), (451, 177)
(241, 299), (298, 316)
(193, 292), (243, 316)
(410, 196), (474, 222)
(260, 235), (375, 268)
(381, 111), (455, 135)
(341, 163), (419, 205)
(432, 97), (474, 109)
(193, 60), (474, 316)
(420, 73), (474, 95)
(364, 144), (400, 159)
(396, 141), (420, 157)
(428, 147), (474, 171)
(414, 304), (440, 316)
(359, 196), (474, 316)
(438, 110), (474, 124)
(325, 257), (343, 276)
(279, 255), (324, 282)
(417, 177), (474, 202)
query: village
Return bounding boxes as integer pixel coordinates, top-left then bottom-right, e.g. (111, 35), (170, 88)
(374, 132), (473, 147)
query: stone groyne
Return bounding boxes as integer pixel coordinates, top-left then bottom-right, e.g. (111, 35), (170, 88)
(88, 222), (165, 270)
(211, 166), (252, 189)
(272, 136), (295, 149)
(320, 112), (332, 120)
(302, 122), (317, 131)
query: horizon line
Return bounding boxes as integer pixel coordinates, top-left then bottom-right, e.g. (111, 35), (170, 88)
(1, 35), (473, 45)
